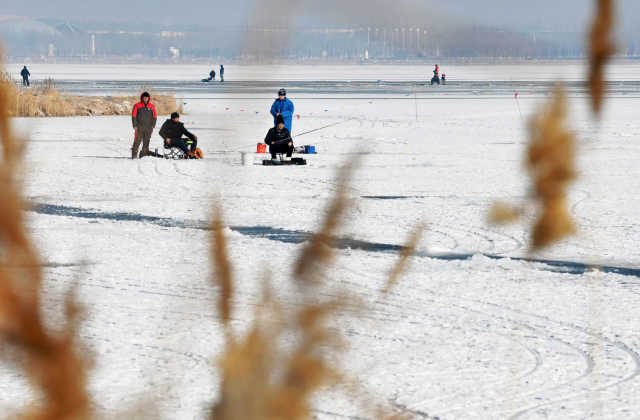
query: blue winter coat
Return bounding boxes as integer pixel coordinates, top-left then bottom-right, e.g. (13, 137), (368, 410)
(270, 98), (295, 133)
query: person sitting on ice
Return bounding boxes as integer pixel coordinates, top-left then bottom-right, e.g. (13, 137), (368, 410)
(264, 114), (293, 159)
(159, 112), (199, 158)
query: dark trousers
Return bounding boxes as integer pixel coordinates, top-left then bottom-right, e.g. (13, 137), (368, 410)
(132, 128), (153, 158)
(269, 141), (293, 159)
(167, 138), (197, 154)
(22, 76), (29, 87)
(220, 74), (224, 82)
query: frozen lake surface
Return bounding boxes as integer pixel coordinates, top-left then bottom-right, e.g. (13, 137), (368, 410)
(2, 63), (640, 419)
(8, 61), (640, 82)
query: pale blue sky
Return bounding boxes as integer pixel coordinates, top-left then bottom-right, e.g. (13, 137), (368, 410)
(0, 0), (637, 32)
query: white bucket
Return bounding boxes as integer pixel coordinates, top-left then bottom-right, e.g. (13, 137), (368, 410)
(241, 152), (253, 166)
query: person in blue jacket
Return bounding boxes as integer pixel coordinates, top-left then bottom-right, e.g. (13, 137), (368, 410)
(270, 88), (294, 133)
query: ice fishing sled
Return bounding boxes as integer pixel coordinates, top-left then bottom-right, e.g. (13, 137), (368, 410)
(160, 139), (203, 160)
(262, 157), (307, 166)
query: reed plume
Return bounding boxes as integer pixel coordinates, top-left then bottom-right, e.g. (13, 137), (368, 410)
(526, 87), (577, 249)
(588, 0), (616, 116)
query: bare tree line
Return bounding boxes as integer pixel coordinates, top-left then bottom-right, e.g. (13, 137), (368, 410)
(3, 23), (637, 61)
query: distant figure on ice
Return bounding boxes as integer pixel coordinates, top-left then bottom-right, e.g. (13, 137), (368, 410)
(270, 88), (295, 133)
(264, 114), (293, 160)
(159, 112), (199, 158)
(441, 73), (446, 85)
(208, 70), (216, 81)
(220, 65), (224, 82)
(131, 92), (157, 159)
(431, 64), (440, 85)
(20, 66), (30, 87)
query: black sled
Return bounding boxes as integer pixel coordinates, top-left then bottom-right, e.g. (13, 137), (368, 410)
(262, 157), (307, 166)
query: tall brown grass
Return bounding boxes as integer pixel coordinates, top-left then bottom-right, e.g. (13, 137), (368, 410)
(589, 0), (616, 116)
(0, 60), (91, 419)
(0, 74), (182, 118)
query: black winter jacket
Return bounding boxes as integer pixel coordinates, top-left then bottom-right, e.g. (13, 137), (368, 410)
(264, 127), (291, 145)
(159, 119), (196, 141)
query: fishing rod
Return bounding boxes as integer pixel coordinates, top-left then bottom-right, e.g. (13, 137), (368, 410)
(235, 118), (356, 151)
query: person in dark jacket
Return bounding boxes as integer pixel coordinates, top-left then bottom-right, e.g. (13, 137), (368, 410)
(20, 66), (30, 87)
(264, 114), (293, 159)
(219, 65), (224, 82)
(209, 70), (216, 81)
(131, 92), (157, 158)
(159, 112), (199, 157)
(270, 88), (295, 133)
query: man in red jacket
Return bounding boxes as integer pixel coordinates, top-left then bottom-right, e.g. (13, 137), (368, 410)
(131, 92), (157, 159)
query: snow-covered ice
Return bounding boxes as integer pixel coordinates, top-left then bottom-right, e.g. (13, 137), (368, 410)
(3, 63), (640, 419)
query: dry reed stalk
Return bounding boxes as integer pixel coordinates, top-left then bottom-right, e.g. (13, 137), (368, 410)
(488, 87), (577, 250)
(0, 71), (17, 115)
(210, 169), (341, 419)
(293, 161), (357, 285)
(209, 158), (423, 419)
(383, 223), (424, 294)
(209, 280), (344, 420)
(0, 59), (91, 420)
(209, 204), (346, 420)
(588, 0), (616, 116)
(488, 201), (521, 225)
(211, 208), (233, 327)
(527, 87), (577, 249)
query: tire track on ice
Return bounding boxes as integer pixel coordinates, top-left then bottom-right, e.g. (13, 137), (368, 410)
(472, 225), (525, 255)
(432, 301), (597, 418)
(332, 265), (616, 419)
(385, 295), (595, 417)
(570, 189), (592, 225)
(434, 225), (496, 253)
(428, 291), (640, 419)
(330, 267), (564, 416)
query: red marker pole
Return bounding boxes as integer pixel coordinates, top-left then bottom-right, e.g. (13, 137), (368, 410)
(514, 92), (523, 121)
